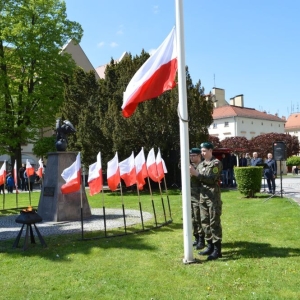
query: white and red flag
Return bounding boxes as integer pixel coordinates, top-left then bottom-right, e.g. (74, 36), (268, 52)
(156, 148), (165, 182)
(122, 27), (177, 117)
(36, 159), (44, 178)
(0, 161), (7, 186)
(107, 152), (120, 191)
(13, 160), (18, 190)
(26, 159), (35, 177)
(135, 147), (148, 190)
(61, 153), (81, 194)
(146, 148), (159, 182)
(88, 152), (103, 196)
(119, 152), (136, 187)
(162, 158), (168, 174)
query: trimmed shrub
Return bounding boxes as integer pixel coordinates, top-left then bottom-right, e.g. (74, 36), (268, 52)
(286, 156), (300, 167)
(234, 167), (263, 198)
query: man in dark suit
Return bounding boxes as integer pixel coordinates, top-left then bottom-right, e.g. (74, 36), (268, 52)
(264, 153), (277, 194)
(250, 152), (262, 166)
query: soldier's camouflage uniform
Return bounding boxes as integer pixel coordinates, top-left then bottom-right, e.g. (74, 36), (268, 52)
(197, 156), (223, 243)
(191, 163), (204, 238)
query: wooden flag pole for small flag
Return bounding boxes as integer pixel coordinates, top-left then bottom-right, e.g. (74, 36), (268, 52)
(2, 186), (5, 210)
(101, 187), (107, 237)
(80, 176), (84, 240)
(136, 185), (145, 231)
(158, 182), (167, 223)
(28, 180), (32, 206)
(119, 183), (127, 234)
(163, 176), (172, 220)
(147, 177), (158, 227)
(15, 184), (19, 208)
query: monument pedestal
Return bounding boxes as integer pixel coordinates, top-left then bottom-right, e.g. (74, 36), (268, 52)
(38, 152), (92, 222)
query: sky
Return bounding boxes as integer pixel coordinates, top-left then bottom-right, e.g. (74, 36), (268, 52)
(63, 0), (300, 117)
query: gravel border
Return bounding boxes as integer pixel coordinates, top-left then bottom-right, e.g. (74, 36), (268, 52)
(0, 208), (153, 241)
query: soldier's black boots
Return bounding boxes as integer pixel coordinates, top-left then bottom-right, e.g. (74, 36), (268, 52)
(192, 235), (199, 247)
(198, 240), (213, 256)
(195, 235), (205, 250)
(207, 240), (222, 261)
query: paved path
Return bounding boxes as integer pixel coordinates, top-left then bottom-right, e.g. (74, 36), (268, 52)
(261, 175), (300, 205)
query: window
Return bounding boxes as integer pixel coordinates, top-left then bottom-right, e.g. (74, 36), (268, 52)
(224, 122), (229, 127)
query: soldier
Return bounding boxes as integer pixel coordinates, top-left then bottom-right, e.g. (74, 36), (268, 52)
(190, 142), (223, 260)
(189, 148), (205, 250)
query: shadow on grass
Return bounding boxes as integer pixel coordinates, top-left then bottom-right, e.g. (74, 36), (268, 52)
(221, 240), (300, 261)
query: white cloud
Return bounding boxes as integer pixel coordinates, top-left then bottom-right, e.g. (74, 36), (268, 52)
(97, 41), (105, 48)
(117, 24), (124, 35)
(149, 48), (156, 56)
(153, 5), (159, 14)
(110, 42), (118, 48)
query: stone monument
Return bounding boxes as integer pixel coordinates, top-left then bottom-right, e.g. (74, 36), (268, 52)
(37, 119), (91, 222)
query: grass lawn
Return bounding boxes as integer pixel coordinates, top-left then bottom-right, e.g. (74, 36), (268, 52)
(0, 189), (300, 299)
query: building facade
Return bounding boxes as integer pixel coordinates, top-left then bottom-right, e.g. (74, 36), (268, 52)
(208, 88), (286, 140)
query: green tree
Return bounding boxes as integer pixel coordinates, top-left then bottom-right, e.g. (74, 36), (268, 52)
(0, 0), (82, 168)
(61, 68), (107, 167)
(250, 133), (299, 159)
(220, 136), (250, 153)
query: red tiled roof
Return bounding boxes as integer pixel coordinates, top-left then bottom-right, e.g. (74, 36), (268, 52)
(213, 105), (286, 122)
(285, 113), (300, 130)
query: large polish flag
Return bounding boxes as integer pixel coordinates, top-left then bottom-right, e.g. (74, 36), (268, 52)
(36, 159), (44, 178)
(135, 147), (148, 190)
(146, 148), (159, 182)
(0, 161), (7, 186)
(88, 152), (103, 196)
(107, 152), (120, 191)
(119, 152), (136, 187)
(156, 148), (165, 182)
(61, 153), (81, 194)
(26, 159), (35, 176)
(122, 27), (177, 117)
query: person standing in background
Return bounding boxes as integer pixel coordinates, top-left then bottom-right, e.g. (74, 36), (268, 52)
(239, 153), (248, 167)
(19, 164), (26, 191)
(264, 153), (277, 194)
(251, 152), (263, 166)
(228, 151), (237, 187)
(221, 153), (229, 187)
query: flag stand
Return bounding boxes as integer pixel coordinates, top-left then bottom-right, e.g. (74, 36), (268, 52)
(136, 186), (145, 231)
(163, 177), (172, 220)
(147, 178), (158, 227)
(158, 182), (167, 223)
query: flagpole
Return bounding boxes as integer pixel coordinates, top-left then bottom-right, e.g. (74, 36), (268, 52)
(101, 186), (107, 237)
(147, 177), (158, 227)
(175, 0), (194, 263)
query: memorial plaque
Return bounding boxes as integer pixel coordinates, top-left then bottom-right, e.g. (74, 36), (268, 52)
(43, 187), (55, 197)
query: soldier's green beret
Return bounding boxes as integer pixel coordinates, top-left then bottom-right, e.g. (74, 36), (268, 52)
(200, 142), (214, 149)
(189, 148), (201, 154)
